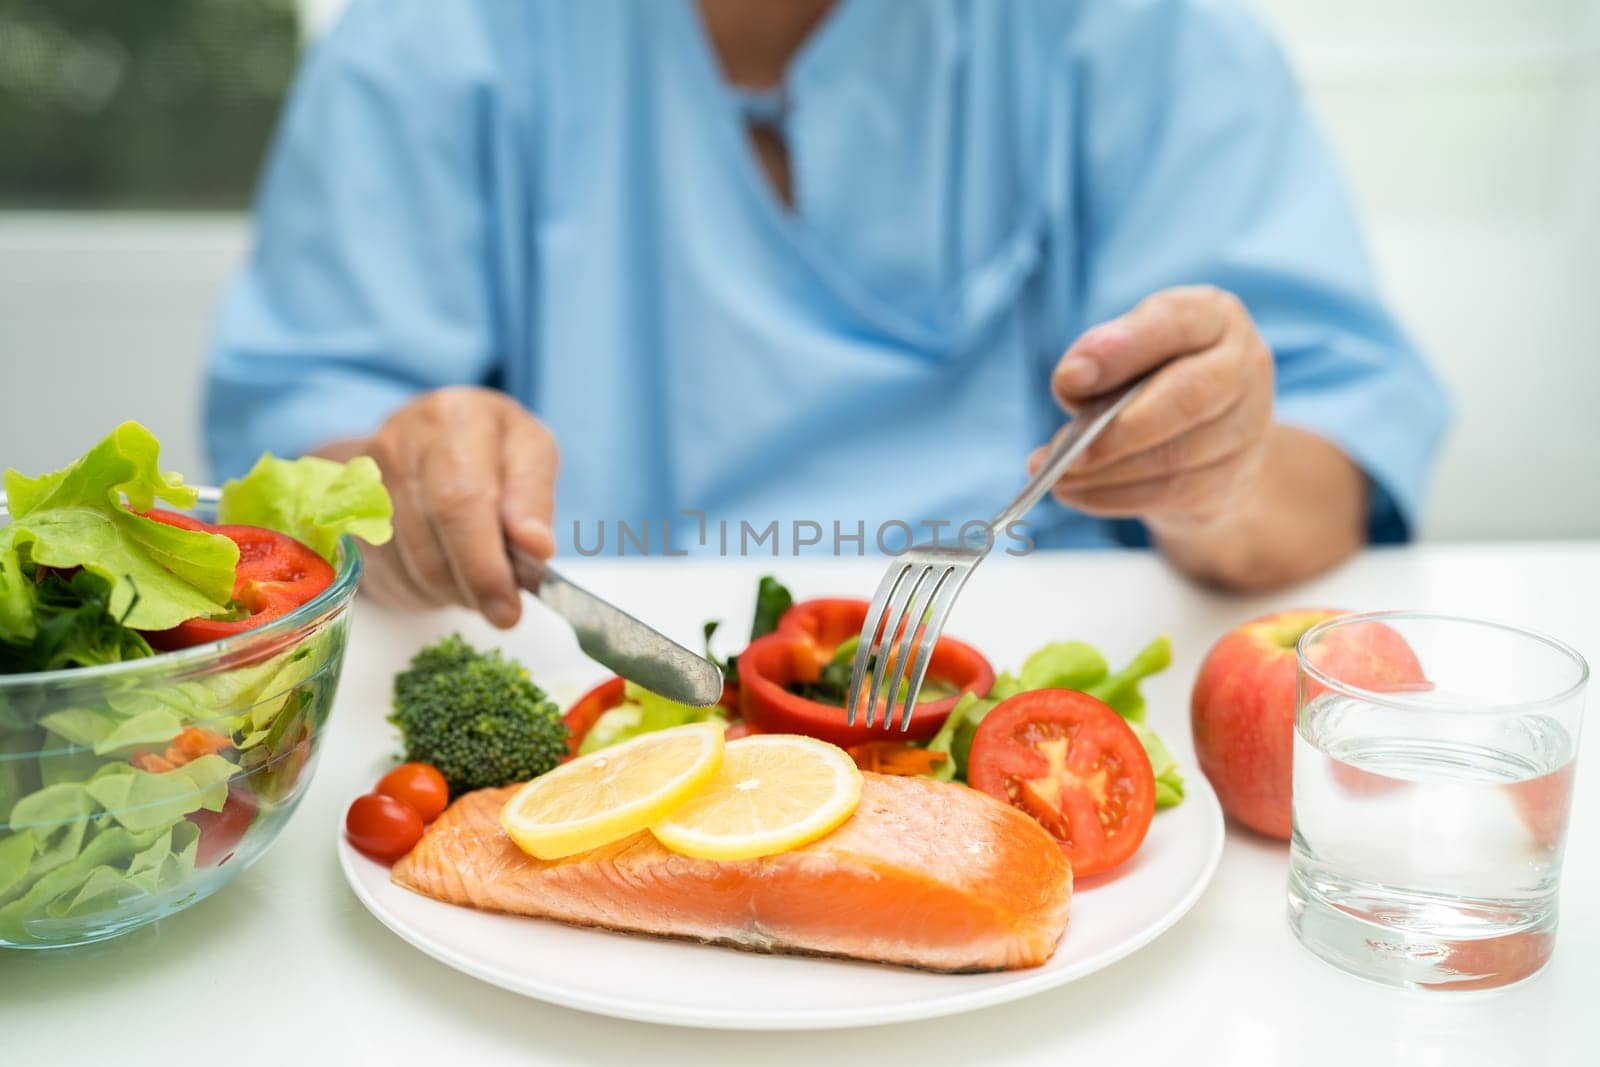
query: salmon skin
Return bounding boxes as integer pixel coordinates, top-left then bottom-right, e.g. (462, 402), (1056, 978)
(391, 772), (1072, 972)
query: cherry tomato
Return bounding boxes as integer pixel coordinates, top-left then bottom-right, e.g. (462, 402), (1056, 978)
(188, 786), (258, 867)
(345, 793), (425, 863)
(376, 762), (450, 822)
(967, 689), (1156, 878)
(144, 524), (334, 650)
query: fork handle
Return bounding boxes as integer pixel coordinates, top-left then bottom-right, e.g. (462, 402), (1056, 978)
(989, 373), (1154, 534)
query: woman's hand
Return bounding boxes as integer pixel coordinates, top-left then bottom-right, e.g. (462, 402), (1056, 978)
(1036, 285), (1274, 536)
(315, 387), (559, 628)
(1038, 286), (1368, 590)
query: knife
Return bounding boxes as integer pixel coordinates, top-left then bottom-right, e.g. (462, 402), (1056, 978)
(508, 546), (725, 707)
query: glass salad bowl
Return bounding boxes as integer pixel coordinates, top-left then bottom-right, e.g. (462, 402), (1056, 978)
(0, 490), (360, 948)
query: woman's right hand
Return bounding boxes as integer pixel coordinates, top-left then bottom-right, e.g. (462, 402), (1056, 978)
(315, 386), (559, 628)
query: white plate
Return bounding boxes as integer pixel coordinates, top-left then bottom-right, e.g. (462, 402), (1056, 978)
(338, 772), (1225, 1031)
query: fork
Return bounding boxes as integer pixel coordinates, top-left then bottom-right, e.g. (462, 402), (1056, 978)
(845, 372), (1154, 731)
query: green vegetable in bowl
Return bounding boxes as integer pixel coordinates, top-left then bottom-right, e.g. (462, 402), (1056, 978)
(1, 422), (239, 635)
(0, 570), (154, 675)
(390, 636), (568, 796)
(219, 453), (394, 564)
(0, 422), (391, 946)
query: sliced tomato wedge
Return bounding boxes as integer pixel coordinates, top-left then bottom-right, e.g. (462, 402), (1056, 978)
(144, 524), (334, 650)
(967, 689), (1155, 878)
(141, 507), (208, 532)
(187, 786), (258, 867)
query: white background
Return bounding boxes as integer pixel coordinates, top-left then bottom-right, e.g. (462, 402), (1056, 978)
(2, 0), (1597, 539)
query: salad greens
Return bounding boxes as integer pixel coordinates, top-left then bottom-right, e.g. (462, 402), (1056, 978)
(0, 422), (392, 945)
(925, 636), (1185, 808)
(1, 422), (239, 634)
(579, 680), (727, 755)
(219, 453), (394, 564)
(0, 570), (154, 675)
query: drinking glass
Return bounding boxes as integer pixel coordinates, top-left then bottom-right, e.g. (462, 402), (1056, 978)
(1288, 612), (1586, 990)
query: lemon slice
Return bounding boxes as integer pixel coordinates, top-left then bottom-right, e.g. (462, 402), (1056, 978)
(650, 734), (863, 861)
(501, 721), (724, 859)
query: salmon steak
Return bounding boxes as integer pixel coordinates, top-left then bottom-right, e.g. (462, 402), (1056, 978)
(391, 772), (1072, 972)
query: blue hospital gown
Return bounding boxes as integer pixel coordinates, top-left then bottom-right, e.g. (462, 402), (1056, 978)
(207, 0), (1449, 554)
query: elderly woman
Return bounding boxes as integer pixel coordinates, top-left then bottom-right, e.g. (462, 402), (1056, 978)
(208, 0), (1447, 628)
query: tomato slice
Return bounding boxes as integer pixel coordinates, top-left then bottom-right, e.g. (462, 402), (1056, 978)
(145, 524), (334, 650)
(188, 786), (258, 867)
(141, 508), (208, 532)
(967, 690), (1156, 878)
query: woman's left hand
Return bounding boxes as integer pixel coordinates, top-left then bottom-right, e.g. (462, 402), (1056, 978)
(1035, 285), (1275, 536)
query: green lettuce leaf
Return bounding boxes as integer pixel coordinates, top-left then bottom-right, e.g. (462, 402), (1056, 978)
(83, 755), (236, 832)
(1129, 720), (1185, 808)
(1083, 636), (1172, 724)
(0, 821), (172, 936)
(0, 546), (34, 645)
(577, 681), (727, 755)
(0, 830), (35, 898)
(925, 691), (985, 782)
(1, 422), (239, 630)
(218, 453), (394, 563)
(1018, 642), (1108, 692)
(0, 727), (43, 820)
(0, 568), (156, 674)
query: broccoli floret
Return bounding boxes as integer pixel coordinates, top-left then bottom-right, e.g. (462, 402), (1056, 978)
(393, 633), (478, 703)
(389, 635), (568, 796)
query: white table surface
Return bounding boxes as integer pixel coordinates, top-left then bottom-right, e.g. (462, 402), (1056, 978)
(5, 544), (1594, 1066)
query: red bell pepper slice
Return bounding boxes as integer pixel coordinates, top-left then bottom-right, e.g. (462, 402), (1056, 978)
(740, 598), (994, 746)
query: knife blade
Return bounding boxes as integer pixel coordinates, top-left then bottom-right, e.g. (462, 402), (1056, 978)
(508, 547), (725, 707)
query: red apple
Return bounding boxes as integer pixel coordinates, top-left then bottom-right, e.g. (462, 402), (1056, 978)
(1507, 761), (1575, 850)
(1190, 609), (1425, 839)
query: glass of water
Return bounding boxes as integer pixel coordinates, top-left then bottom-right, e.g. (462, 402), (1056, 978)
(1288, 612), (1586, 990)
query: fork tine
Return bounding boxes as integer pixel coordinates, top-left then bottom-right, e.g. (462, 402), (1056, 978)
(846, 564), (910, 727)
(862, 564), (929, 729)
(896, 565), (970, 732)
(879, 565), (950, 731)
